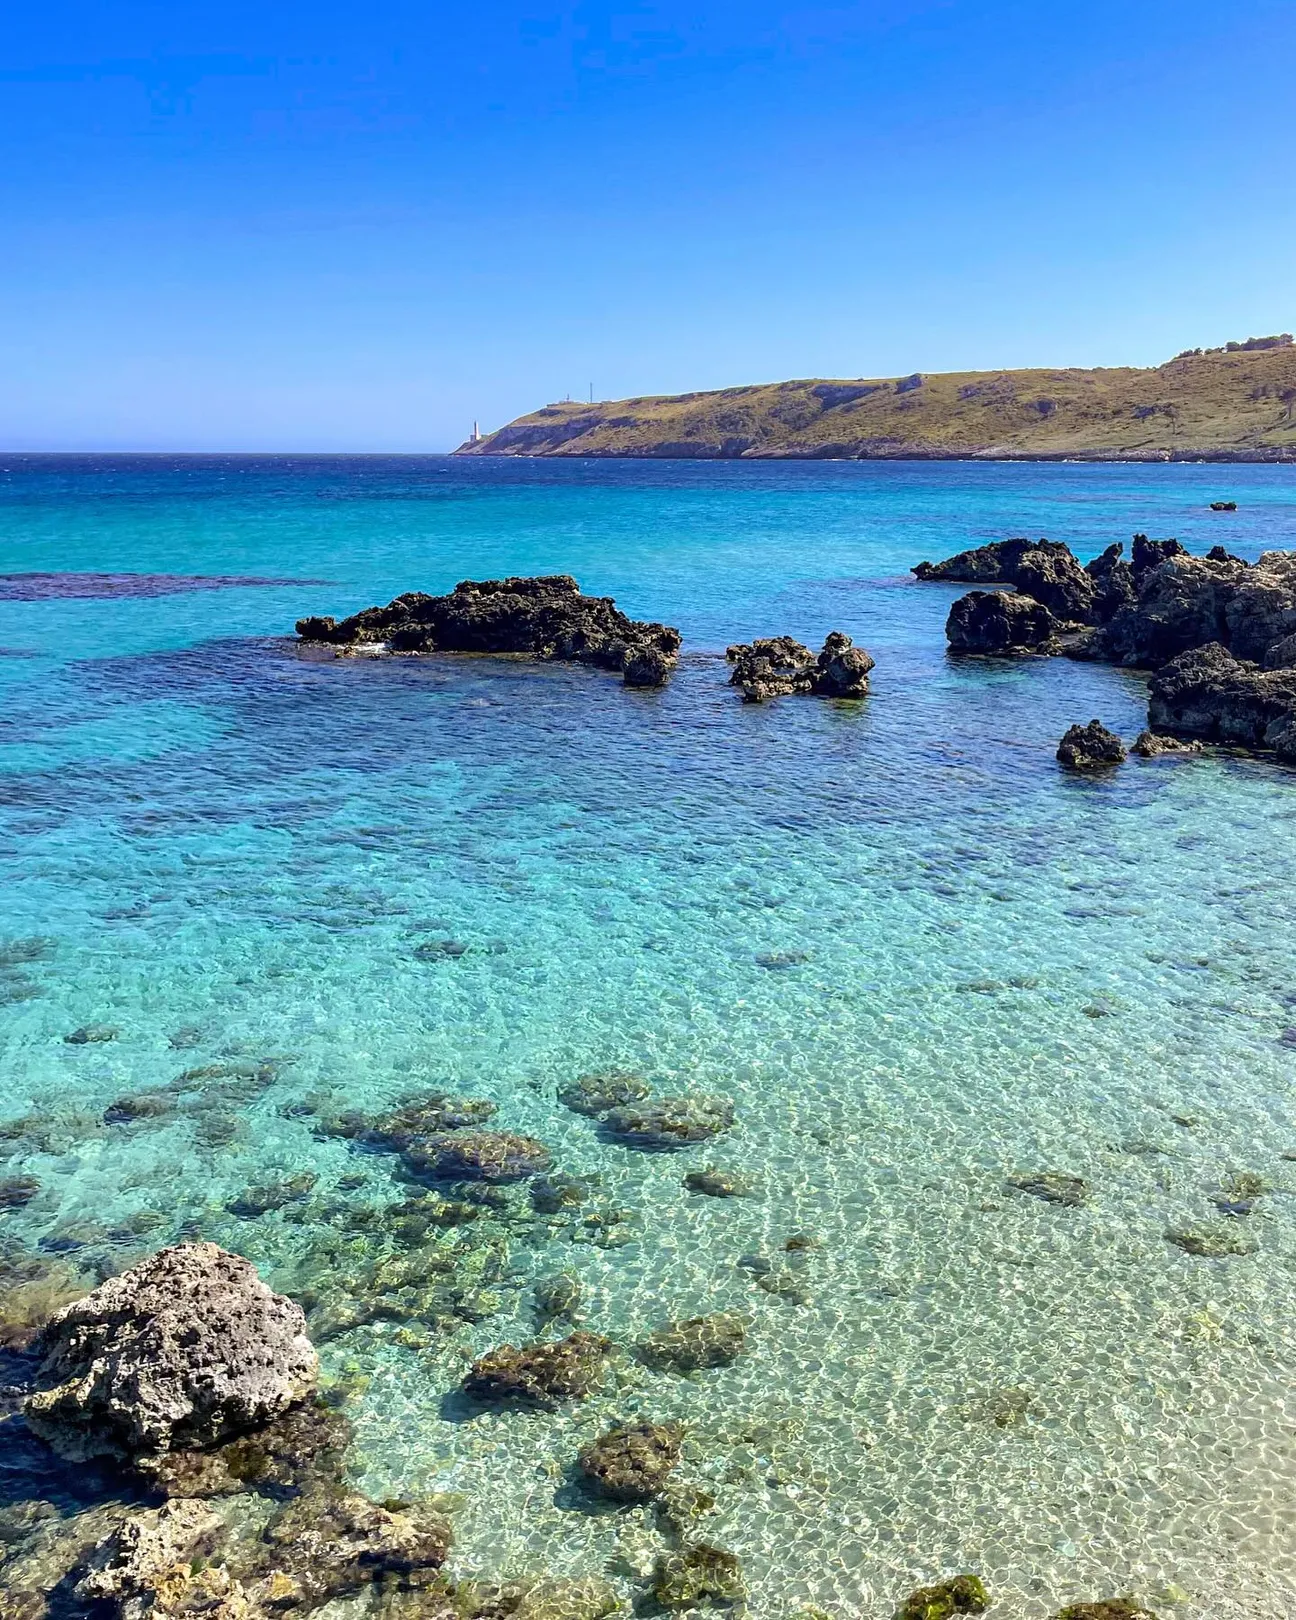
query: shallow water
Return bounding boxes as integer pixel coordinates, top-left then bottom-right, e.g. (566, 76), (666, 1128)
(3, 456), (1296, 1617)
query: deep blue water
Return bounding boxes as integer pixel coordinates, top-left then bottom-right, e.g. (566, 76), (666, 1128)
(3, 456), (1296, 1619)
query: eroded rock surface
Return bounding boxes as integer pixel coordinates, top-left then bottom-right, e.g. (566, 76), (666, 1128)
(1147, 643), (1296, 758)
(296, 575), (680, 687)
(578, 1420), (682, 1501)
(1056, 721), (1127, 769)
(725, 632), (874, 702)
(946, 591), (1058, 654)
(24, 1243), (318, 1462)
(462, 1331), (611, 1405)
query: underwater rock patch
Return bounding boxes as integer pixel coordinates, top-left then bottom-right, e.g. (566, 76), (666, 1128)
(1165, 1224), (1257, 1258)
(636, 1312), (747, 1373)
(454, 1575), (621, 1620)
(24, 1242), (318, 1462)
(651, 1542), (745, 1608)
(578, 1420), (683, 1501)
(557, 1071), (651, 1116)
(1051, 1603), (1160, 1620)
(0, 1175), (40, 1208)
(601, 1095), (734, 1149)
(75, 1498), (225, 1610)
(463, 1331), (611, 1406)
(295, 574), (681, 688)
(894, 1574), (990, 1619)
(258, 1484), (453, 1607)
(138, 1399), (353, 1498)
(63, 1023), (120, 1044)
(404, 1129), (553, 1182)
(684, 1167), (753, 1198)
(725, 631), (874, 702)
(533, 1272), (583, 1324)
(322, 1093), (500, 1149)
(226, 1172), (318, 1219)
(1007, 1172), (1090, 1208)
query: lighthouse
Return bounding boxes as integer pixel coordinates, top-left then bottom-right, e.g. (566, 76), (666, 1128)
(471, 421), (481, 443)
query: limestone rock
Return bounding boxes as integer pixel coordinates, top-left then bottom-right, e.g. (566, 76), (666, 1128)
(24, 1243), (318, 1462)
(636, 1312), (747, 1373)
(75, 1499), (225, 1611)
(725, 632), (873, 702)
(578, 1420), (682, 1501)
(1146, 643), (1296, 756)
(463, 1331), (611, 1405)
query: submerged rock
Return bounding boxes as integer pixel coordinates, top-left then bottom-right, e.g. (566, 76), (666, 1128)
(1146, 642), (1296, 757)
(946, 591), (1058, 655)
(463, 1331), (611, 1405)
(24, 1242), (318, 1462)
(557, 1071), (651, 1116)
(1007, 1173), (1089, 1208)
(636, 1312), (747, 1373)
(684, 1166), (753, 1198)
(226, 1172), (318, 1219)
(75, 1498), (224, 1611)
(601, 1095), (734, 1149)
(895, 1574), (991, 1619)
(258, 1484), (453, 1607)
(725, 632), (874, 702)
(455, 1575), (620, 1620)
(1165, 1224), (1257, 1258)
(296, 574), (681, 687)
(139, 1399), (353, 1498)
(63, 1023), (120, 1044)
(651, 1543), (745, 1608)
(0, 1174), (40, 1208)
(1051, 1604), (1160, 1620)
(1057, 720), (1127, 769)
(533, 1273), (583, 1324)
(328, 1093), (500, 1148)
(578, 1420), (683, 1501)
(404, 1130), (553, 1182)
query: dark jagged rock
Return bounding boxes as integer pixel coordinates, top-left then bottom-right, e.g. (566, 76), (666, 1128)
(1131, 534), (1186, 575)
(557, 1071), (651, 1116)
(1085, 551), (1250, 666)
(913, 538), (1056, 584)
(916, 538), (1096, 622)
(296, 574), (681, 687)
(24, 1242), (318, 1461)
(1057, 721), (1127, 769)
(636, 1312), (747, 1373)
(1263, 631), (1296, 669)
(322, 1093), (499, 1149)
(1007, 1173), (1089, 1208)
(1132, 730), (1203, 756)
(403, 1129), (553, 1182)
(652, 1543), (745, 1608)
(1085, 542), (1137, 619)
(946, 591), (1058, 654)
(725, 632), (874, 702)
(895, 1574), (991, 1619)
(684, 1167), (753, 1198)
(601, 1095), (734, 1149)
(1146, 643), (1296, 758)
(63, 1023), (120, 1045)
(578, 1420), (682, 1500)
(1211, 500), (1238, 511)
(462, 1331), (610, 1406)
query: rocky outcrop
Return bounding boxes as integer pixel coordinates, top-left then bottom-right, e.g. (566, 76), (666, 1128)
(296, 575), (680, 687)
(636, 1312), (747, 1372)
(725, 632), (873, 702)
(403, 1130), (554, 1182)
(914, 538), (1061, 585)
(1147, 643), (1296, 757)
(1132, 730), (1202, 756)
(895, 1574), (991, 1619)
(915, 538), (1096, 622)
(578, 1420), (682, 1500)
(24, 1244), (318, 1462)
(945, 591), (1058, 654)
(1056, 721), (1127, 769)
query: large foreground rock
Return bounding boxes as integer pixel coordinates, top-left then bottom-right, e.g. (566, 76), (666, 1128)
(725, 632), (873, 702)
(24, 1243), (318, 1462)
(296, 574), (681, 686)
(1147, 643), (1296, 757)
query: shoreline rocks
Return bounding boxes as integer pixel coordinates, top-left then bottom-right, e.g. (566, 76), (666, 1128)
(24, 1243), (318, 1463)
(946, 591), (1059, 654)
(1147, 643), (1296, 759)
(296, 574), (681, 687)
(725, 632), (874, 702)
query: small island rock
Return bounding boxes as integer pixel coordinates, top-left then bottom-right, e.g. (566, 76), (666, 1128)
(725, 632), (873, 702)
(1057, 721), (1127, 769)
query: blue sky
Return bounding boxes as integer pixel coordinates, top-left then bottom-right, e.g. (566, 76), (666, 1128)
(1, 0), (1293, 451)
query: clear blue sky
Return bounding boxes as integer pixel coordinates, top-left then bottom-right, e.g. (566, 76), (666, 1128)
(2, 0), (1293, 451)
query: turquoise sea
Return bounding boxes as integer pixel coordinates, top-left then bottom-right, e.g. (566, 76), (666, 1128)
(5, 455), (1296, 1618)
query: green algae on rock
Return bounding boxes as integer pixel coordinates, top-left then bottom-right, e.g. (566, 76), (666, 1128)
(636, 1312), (747, 1373)
(1051, 1602), (1161, 1620)
(652, 1542), (745, 1608)
(463, 1331), (611, 1405)
(894, 1573), (990, 1619)
(578, 1420), (683, 1501)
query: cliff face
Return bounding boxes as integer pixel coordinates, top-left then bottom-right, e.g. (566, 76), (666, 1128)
(459, 340), (1296, 461)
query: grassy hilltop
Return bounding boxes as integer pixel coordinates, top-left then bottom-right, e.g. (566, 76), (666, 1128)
(459, 337), (1296, 461)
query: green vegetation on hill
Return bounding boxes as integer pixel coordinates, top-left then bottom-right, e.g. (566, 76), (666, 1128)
(459, 337), (1296, 461)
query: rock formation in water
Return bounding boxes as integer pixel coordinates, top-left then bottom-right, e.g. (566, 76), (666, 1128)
(894, 1573), (991, 1619)
(918, 535), (1296, 760)
(1056, 721), (1127, 769)
(295, 574), (681, 687)
(725, 632), (874, 702)
(462, 1331), (611, 1405)
(24, 1243), (318, 1462)
(578, 1420), (683, 1501)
